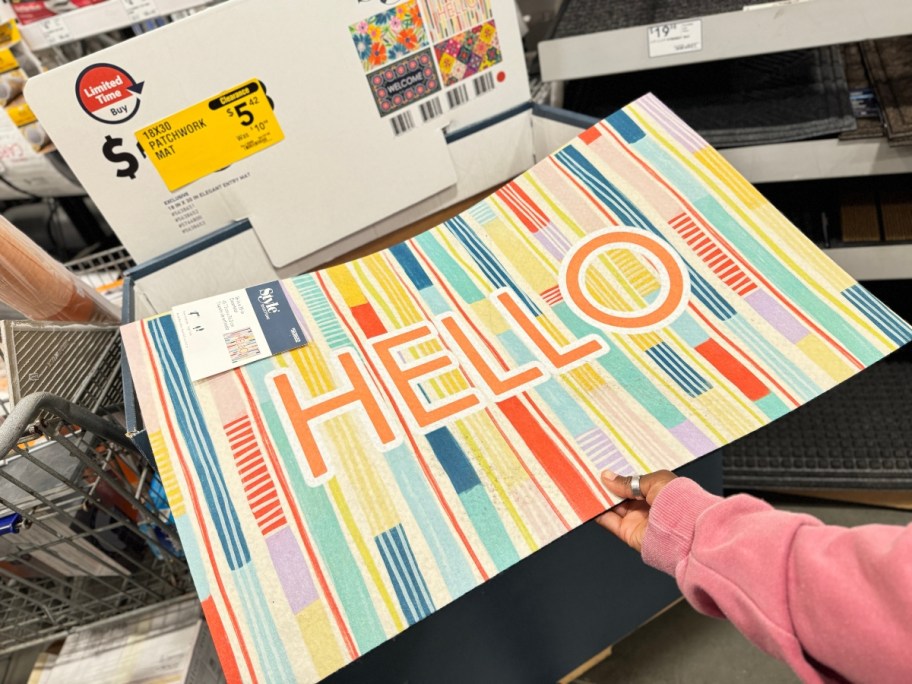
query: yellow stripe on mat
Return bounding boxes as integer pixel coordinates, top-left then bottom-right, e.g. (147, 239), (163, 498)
(296, 601), (346, 679)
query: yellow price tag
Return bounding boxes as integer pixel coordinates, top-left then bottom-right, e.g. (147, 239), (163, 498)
(0, 20), (21, 49)
(6, 99), (35, 127)
(135, 79), (283, 192)
(0, 49), (19, 73)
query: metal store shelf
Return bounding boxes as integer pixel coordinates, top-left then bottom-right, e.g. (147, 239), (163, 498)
(540, 0), (912, 82)
(19, 0), (213, 50)
(721, 137), (912, 184)
(825, 243), (912, 281)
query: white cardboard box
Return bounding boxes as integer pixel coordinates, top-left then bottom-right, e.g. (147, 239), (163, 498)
(42, 598), (224, 684)
(25, 0), (530, 271)
(121, 104), (595, 319)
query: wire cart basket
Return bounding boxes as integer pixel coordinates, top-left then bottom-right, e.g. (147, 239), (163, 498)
(64, 245), (134, 312)
(0, 245), (192, 657)
(0, 395), (192, 656)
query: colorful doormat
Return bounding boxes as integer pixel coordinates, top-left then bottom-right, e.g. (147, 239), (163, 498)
(122, 94), (911, 683)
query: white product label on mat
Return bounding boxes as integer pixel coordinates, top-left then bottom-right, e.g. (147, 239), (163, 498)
(647, 20), (702, 58)
(172, 281), (308, 381)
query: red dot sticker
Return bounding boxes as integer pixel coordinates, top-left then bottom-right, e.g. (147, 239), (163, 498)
(75, 63), (143, 124)
(496, 71), (506, 83)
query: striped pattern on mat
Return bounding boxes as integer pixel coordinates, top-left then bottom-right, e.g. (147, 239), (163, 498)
(122, 93), (911, 683)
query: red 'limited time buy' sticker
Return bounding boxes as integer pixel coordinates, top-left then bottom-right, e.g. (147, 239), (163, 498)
(75, 63), (144, 124)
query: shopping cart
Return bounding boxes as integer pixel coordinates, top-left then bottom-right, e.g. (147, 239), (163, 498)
(0, 244), (192, 656)
(0, 393), (192, 655)
(0, 244), (134, 420)
(64, 245), (134, 312)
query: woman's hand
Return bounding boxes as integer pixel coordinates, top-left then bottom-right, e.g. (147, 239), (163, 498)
(595, 469), (677, 553)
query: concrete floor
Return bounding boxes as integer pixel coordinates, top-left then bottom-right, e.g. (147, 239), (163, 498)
(574, 492), (912, 684)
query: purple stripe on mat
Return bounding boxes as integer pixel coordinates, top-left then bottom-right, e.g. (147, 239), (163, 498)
(533, 226), (568, 261)
(670, 419), (716, 456)
(637, 95), (705, 153)
(576, 427), (630, 473)
(281, 280), (314, 344)
(745, 289), (808, 344)
(640, 94), (707, 147)
(266, 526), (319, 612)
(543, 222), (573, 252)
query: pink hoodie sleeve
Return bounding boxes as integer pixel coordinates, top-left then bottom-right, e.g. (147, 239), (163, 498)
(640, 477), (912, 684)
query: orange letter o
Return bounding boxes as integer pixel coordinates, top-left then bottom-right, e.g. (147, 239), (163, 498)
(560, 228), (690, 332)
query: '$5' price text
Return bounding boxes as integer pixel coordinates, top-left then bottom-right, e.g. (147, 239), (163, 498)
(221, 81), (275, 147)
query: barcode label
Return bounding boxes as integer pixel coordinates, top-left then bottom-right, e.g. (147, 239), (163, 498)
(447, 84), (469, 109)
(224, 328), (260, 363)
(390, 110), (415, 135)
(419, 97), (443, 122)
(473, 72), (495, 97)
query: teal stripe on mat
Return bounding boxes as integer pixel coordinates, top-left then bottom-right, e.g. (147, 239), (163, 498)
(384, 443), (476, 600)
(726, 315), (821, 403)
(552, 302), (686, 429)
(291, 273), (352, 350)
(425, 427), (520, 572)
(234, 564), (296, 683)
(245, 359), (386, 654)
(756, 393), (790, 421)
(498, 329), (597, 437)
(175, 516), (209, 599)
(459, 485), (520, 572)
(414, 231), (486, 304)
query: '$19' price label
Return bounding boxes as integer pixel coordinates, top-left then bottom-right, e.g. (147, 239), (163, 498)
(133, 79), (284, 192)
(647, 20), (702, 58)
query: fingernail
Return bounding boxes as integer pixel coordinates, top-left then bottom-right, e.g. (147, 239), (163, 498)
(601, 469), (618, 482)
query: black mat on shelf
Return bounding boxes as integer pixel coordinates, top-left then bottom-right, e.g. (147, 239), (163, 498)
(562, 46), (855, 147)
(839, 43), (885, 141)
(724, 353), (912, 491)
(552, 0), (775, 38)
(861, 36), (912, 146)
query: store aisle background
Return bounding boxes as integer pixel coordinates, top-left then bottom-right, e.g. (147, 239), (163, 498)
(0, 2), (909, 681)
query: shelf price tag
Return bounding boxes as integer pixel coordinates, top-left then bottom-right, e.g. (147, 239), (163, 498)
(135, 79), (284, 192)
(0, 49), (18, 72)
(122, 0), (159, 23)
(39, 17), (72, 47)
(647, 20), (702, 58)
(0, 20), (22, 48)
